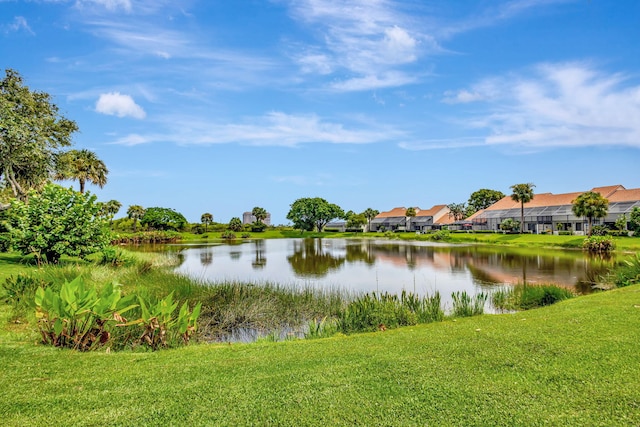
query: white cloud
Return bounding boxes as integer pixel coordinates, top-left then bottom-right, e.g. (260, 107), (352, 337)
(330, 72), (417, 92)
(95, 92), (146, 119)
(76, 0), (132, 12)
(111, 111), (404, 147)
(430, 63), (640, 151)
(3, 16), (34, 35)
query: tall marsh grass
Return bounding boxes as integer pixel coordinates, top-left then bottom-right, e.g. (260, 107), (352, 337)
(337, 291), (444, 334)
(491, 283), (574, 311)
(451, 291), (487, 317)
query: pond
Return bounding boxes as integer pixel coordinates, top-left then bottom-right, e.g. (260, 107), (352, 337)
(162, 238), (615, 304)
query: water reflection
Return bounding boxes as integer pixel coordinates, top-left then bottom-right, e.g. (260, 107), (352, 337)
(166, 238), (617, 297)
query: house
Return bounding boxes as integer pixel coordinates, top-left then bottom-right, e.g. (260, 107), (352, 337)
(370, 205), (452, 232)
(468, 185), (640, 234)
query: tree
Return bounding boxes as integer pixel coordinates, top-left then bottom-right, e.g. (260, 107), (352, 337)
(140, 207), (187, 231)
(127, 205), (145, 232)
(201, 212), (213, 232)
(467, 189), (506, 214)
(286, 197), (344, 232)
(447, 203), (467, 221)
(405, 207), (417, 231)
(101, 199), (121, 225)
(572, 191), (609, 237)
(510, 183), (535, 234)
(54, 149), (108, 194)
(228, 217), (243, 232)
(629, 207), (640, 234)
(345, 211), (367, 230)
(1, 69), (78, 200)
(8, 184), (110, 264)
(362, 208), (379, 232)
(251, 207), (268, 224)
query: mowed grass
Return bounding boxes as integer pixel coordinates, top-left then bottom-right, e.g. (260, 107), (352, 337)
(1, 285), (639, 426)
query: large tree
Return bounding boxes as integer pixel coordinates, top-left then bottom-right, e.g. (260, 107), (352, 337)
(467, 189), (506, 214)
(362, 208), (379, 232)
(228, 217), (243, 232)
(8, 184), (110, 264)
(201, 212), (213, 232)
(572, 191), (609, 237)
(140, 207), (187, 231)
(510, 183), (535, 234)
(101, 199), (121, 225)
(127, 205), (145, 232)
(0, 69), (78, 201)
(286, 197), (344, 232)
(55, 149), (108, 193)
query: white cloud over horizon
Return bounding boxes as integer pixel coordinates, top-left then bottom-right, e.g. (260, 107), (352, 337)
(95, 92), (146, 119)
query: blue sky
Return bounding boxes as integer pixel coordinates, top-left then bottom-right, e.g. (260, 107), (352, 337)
(2, 0), (640, 224)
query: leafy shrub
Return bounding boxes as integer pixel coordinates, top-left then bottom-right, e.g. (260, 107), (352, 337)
(582, 236), (615, 253)
(251, 222), (267, 232)
(140, 207), (187, 231)
(9, 184), (111, 264)
(558, 231), (573, 236)
(451, 291), (487, 317)
(492, 284), (574, 310)
(34, 277), (138, 351)
(241, 233), (251, 239)
(430, 230), (450, 241)
(221, 231), (236, 240)
(606, 230), (629, 237)
(133, 293), (201, 350)
(191, 224), (205, 234)
(111, 231), (181, 244)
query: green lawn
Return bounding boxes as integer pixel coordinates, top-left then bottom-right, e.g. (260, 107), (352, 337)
(1, 285), (639, 426)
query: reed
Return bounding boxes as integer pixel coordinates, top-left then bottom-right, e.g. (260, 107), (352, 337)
(491, 283), (574, 311)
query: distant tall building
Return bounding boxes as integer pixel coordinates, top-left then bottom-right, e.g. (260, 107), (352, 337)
(243, 211), (271, 225)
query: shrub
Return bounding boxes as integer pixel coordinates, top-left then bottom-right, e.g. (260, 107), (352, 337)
(99, 246), (134, 267)
(34, 277), (138, 351)
(0, 233), (11, 252)
(241, 233), (251, 239)
(582, 236), (615, 253)
(430, 230), (450, 241)
(221, 231), (236, 240)
(590, 225), (609, 236)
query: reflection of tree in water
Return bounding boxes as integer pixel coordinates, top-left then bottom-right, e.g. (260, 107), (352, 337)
(230, 250), (242, 261)
(252, 239), (267, 269)
(199, 250), (213, 266)
(345, 241), (376, 265)
(288, 239), (345, 277)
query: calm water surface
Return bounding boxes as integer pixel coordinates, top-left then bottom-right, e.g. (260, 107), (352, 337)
(161, 238), (615, 304)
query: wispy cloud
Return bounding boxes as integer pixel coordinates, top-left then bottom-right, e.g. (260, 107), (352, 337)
(414, 62), (640, 151)
(110, 111), (404, 147)
(76, 0), (132, 13)
(96, 92), (146, 119)
(3, 16), (34, 35)
(285, 0), (431, 91)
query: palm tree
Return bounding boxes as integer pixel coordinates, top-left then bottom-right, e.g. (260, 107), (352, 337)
(102, 199), (121, 226)
(405, 207), (417, 232)
(572, 191), (609, 236)
(127, 205), (145, 232)
(251, 207), (268, 224)
(201, 212), (213, 232)
(55, 149), (108, 193)
(510, 183), (535, 234)
(362, 208), (379, 232)
(447, 203), (466, 221)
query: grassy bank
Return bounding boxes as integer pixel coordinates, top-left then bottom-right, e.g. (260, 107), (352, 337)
(1, 285), (639, 426)
(173, 229), (640, 252)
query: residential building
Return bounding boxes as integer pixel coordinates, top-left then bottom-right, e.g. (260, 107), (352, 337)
(370, 205), (453, 232)
(242, 211), (271, 225)
(468, 185), (640, 234)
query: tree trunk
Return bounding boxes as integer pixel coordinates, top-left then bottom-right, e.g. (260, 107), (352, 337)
(520, 203), (525, 234)
(79, 179), (85, 193)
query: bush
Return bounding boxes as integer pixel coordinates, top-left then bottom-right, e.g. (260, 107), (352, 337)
(590, 225), (609, 236)
(221, 231), (236, 240)
(0, 232), (11, 252)
(250, 222), (267, 232)
(582, 236), (615, 253)
(558, 231), (573, 236)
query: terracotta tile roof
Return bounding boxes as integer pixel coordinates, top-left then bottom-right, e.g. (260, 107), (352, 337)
(416, 204), (448, 217)
(375, 205), (450, 219)
(375, 207), (409, 218)
(483, 184), (640, 211)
